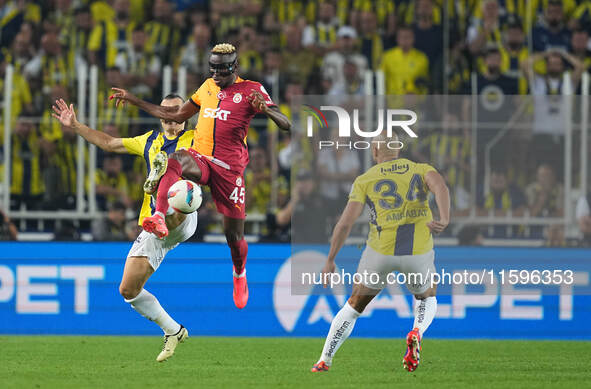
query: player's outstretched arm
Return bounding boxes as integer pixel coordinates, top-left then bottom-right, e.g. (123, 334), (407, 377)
(425, 170), (451, 234)
(322, 201), (364, 287)
(52, 98), (127, 153)
(247, 90), (291, 130)
(110, 87), (198, 123)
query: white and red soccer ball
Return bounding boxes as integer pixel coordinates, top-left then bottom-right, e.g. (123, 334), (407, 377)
(167, 180), (202, 214)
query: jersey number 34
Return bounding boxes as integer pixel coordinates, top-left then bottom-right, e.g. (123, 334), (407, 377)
(374, 174), (426, 209)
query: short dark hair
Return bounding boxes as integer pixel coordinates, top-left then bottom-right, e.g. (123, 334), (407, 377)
(163, 93), (184, 102)
(458, 226), (482, 246)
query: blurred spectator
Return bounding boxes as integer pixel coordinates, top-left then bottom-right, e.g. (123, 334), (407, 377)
(54, 220), (82, 241)
(98, 68), (134, 137)
(523, 49), (585, 96)
(322, 26), (367, 88)
(90, 0), (116, 23)
(381, 26), (429, 95)
(570, 28), (591, 70)
(8, 28), (37, 73)
(52, 0), (74, 31)
(95, 154), (130, 210)
(532, 1), (571, 52)
(178, 23), (211, 76)
(316, 129), (360, 215)
(24, 30), (69, 93)
(88, 0), (135, 69)
(245, 147), (288, 214)
(261, 48), (282, 99)
(413, 0), (443, 81)
(211, 0), (261, 41)
(351, 1), (396, 40)
(9, 117), (47, 210)
(245, 147), (272, 214)
(478, 167), (526, 217)
(0, 0), (26, 48)
(467, 0), (503, 55)
(115, 25), (162, 101)
(358, 10), (385, 71)
(0, 209), (18, 240)
(302, 1), (339, 52)
(145, 0), (182, 66)
(280, 23), (315, 86)
(48, 117), (85, 210)
(471, 45), (519, 95)
(526, 164), (564, 239)
(457, 225), (484, 246)
(238, 24), (264, 78)
(92, 201), (128, 241)
(0, 53), (33, 124)
(526, 164), (564, 218)
(523, 49), (584, 169)
(501, 18), (529, 83)
(276, 170), (328, 244)
(40, 85), (68, 141)
(64, 5), (92, 77)
(576, 194), (591, 246)
(327, 59), (364, 96)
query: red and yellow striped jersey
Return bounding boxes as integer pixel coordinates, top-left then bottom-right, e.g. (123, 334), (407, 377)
(189, 77), (275, 172)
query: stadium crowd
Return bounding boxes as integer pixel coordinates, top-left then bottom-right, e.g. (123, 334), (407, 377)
(0, 0), (590, 246)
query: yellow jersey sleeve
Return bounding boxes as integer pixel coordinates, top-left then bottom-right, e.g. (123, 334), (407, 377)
(418, 163), (436, 177)
(121, 131), (151, 156)
(348, 175), (367, 203)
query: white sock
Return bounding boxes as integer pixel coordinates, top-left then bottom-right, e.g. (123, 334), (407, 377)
(233, 269), (246, 278)
(155, 211), (165, 219)
(318, 302), (361, 366)
(125, 289), (181, 335)
(413, 297), (437, 336)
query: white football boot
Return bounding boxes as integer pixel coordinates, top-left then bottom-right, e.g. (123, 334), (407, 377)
(156, 325), (188, 362)
(144, 151), (168, 194)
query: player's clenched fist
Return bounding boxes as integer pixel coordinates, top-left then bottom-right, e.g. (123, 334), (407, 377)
(247, 90), (268, 113)
(320, 260), (336, 288)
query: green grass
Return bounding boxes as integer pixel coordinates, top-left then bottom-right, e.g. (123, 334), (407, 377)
(1, 336), (589, 388)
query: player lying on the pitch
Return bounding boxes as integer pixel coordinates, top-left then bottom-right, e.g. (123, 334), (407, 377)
(109, 43), (291, 309)
(52, 96), (196, 362)
(311, 133), (450, 373)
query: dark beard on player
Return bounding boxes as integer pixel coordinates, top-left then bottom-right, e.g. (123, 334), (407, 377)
(548, 19), (561, 28)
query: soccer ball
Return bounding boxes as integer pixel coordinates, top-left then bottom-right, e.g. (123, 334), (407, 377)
(167, 180), (202, 214)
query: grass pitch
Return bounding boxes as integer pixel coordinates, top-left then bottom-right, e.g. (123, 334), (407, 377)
(1, 336), (589, 388)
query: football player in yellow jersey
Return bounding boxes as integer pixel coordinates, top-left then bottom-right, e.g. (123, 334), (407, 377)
(52, 95), (196, 362)
(311, 134), (450, 373)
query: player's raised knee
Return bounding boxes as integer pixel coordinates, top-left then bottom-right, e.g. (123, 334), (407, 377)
(168, 150), (185, 162)
(119, 284), (141, 300)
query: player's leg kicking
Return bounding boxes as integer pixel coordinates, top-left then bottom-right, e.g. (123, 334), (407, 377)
(142, 150), (249, 308)
(121, 211), (197, 362)
(311, 247), (437, 372)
